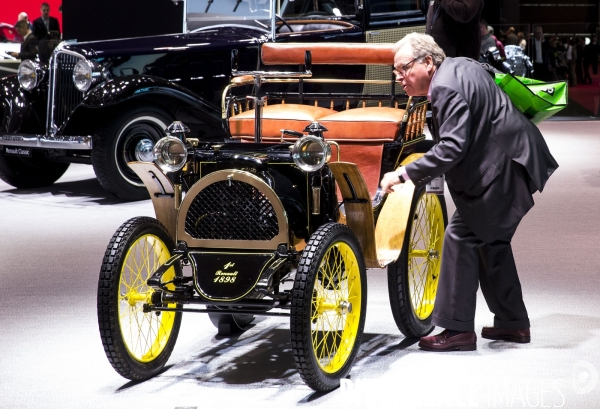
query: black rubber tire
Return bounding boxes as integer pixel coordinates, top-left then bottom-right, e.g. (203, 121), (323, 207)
(291, 223), (367, 392)
(92, 106), (172, 201)
(0, 150), (69, 189)
(97, 216), (182, 381)
(388, 186), (448, 338)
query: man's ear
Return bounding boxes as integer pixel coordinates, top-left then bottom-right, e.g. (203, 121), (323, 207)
(424, 55), (434, 72)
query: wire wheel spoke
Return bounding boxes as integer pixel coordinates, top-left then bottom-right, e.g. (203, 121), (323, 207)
(118, 234), (176, 362)
(408, 193), (444, 320)
(310, 241), (360, 372)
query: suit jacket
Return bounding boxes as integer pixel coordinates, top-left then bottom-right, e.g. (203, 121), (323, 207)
(18, 34), (39, 60)
(530, 38), (550, 66)
(426, 0), (483, 60)
(405, 57), (558, 242)
(32, 16), (60, 40)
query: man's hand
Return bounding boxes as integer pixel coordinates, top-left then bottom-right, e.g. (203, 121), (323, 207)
(380, 171), (402, 194)
(8, 52), (18, 58)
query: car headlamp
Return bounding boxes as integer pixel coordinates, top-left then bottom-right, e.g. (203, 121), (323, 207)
(73, 59), (104, 92)
(292, 135), (331, 172)
(18, 60), (45, 91)
(153, 136), (188, 173)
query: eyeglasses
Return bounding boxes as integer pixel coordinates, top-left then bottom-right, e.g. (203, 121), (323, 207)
(393, 58), (418, 77)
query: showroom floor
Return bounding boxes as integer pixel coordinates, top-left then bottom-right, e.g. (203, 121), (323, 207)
(1, 121), (599, 409)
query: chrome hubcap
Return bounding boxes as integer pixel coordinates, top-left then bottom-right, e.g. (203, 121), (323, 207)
(134, 138), (155, 162)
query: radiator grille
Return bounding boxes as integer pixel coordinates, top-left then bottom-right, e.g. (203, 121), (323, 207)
(185, 180), (279, 241)
(50, 52), (85, 132)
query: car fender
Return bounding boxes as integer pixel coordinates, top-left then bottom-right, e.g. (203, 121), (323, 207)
(61, 75), (222, 136)
(80, 75), (209, 109)
(0, 75), (45, 134)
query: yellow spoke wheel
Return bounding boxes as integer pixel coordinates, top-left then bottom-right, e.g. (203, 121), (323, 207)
(387, 187), (447, 338)
(291, 223), (366, 392)
(98, 217), (182, 380)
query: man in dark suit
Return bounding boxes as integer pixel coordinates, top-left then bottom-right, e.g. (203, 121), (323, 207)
(8, 20), (39, 60)
(32, 2), (60, 40)
(426, 0), (483, 61)
(530, 26), (551, 81)
(381, 33), (558, 351)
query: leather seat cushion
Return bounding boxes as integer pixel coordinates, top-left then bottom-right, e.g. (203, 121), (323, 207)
(230, 104), (336, 138)
(319, 107), (405, 141)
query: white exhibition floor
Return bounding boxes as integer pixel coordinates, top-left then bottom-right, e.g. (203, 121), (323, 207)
(1, 121), (599, 409)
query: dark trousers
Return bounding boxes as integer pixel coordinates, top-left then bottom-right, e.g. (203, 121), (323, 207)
(432, 212), (530, 332)
(533, 62), (547, 81)
(583, 62), (593, 84)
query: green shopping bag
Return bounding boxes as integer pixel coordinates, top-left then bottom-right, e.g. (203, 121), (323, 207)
(494, 73), (568, 124)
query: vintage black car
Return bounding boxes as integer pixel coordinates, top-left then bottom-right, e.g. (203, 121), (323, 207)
(97, 41), (447, 392)
(0, 0), (427, 200)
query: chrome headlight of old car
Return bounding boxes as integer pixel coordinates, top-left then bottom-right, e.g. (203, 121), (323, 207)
(154, 136), (188, 173)
(73, 59), (105, 92)
(18, 60), (45, 91)
(292, 135), (332, 172)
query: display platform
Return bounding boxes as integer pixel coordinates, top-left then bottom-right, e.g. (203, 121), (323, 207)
(0, 121), (599, 408)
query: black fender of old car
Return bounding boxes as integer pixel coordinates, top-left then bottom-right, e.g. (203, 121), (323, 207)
(62, 75), (224, 139)
(0, 75), (47, 134)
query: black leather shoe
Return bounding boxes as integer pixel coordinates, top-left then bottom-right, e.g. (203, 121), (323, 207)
(418, 330), (477, 352)
(481, 326), (530, 343)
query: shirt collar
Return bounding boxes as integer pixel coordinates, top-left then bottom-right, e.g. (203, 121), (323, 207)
(427, 67), (438, 100)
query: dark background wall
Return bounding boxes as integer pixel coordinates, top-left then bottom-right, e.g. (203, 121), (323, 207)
(62, 0), (183, 42)
(484, 0), (599, 36)
(60, 0), (599, 42)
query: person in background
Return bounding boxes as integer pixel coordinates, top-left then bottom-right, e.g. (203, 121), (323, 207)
(8, 20), (38, 60)
(547, 36), (559, 81)
(518, 31), (527, 52)
(582, 37), (595, 85)
(505, 27), (519, 46)
(530, 26), (551, 81)
(575, 37), (584, 85)
(381, 32), (558, 352)
(17, 12), (32, 29)
(32, 2), (61, 40)
(488, 25), (506, 59)
(588, 35), (599, 75)
(479, 20), (496, 62)
(426, 0), (484, 60)
(567, 38), (577, 86)
(554, 38), (569, 81)
(13, 12), (31, 43)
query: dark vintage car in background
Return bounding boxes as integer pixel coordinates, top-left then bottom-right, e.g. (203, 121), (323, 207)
(0, 0), (427, 200)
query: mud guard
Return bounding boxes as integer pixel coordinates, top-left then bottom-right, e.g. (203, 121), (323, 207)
(374, 153), (425, 266)
(128, 162), (178, 240)
(329, 153), (426, 268)
(328, 162), (379, 268)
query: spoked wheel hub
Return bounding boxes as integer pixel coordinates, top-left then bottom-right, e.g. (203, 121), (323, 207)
(291, 223), (367, 392)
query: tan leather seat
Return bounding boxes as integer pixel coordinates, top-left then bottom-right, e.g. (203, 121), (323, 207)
(319, 107), (405, 198)
(318, 107), (405, 142)
(229, 105), (406, 199)
(229, 104), (336, 141)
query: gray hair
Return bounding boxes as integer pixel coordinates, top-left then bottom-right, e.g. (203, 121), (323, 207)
(393, 32), (446, 68)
